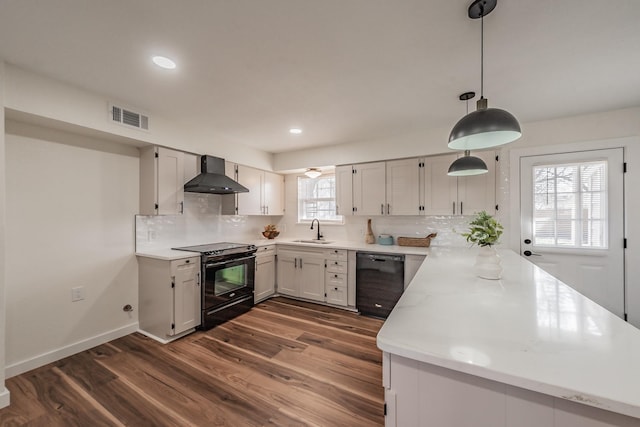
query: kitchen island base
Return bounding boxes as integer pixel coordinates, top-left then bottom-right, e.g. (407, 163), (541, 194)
(383, 352), (639, 427)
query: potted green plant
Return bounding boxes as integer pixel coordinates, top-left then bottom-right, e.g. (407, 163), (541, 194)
(462, 210), (503, 247)
(462, 211), (504, 279)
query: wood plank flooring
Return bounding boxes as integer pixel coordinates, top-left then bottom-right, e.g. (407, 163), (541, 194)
(0, 297), (385, 426)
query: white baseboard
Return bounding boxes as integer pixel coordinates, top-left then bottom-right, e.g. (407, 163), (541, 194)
(5, 322), (139, 378)
(0, 387), (10, 409)
(137, 327), (194, 344)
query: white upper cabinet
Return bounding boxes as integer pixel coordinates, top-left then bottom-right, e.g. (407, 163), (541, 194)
(263, 171), (284, 216)
(422, 151), (496, 216)
(140, 146), (185, 215)
(456, 150), (497, 216)
(237, 165), (264, 215)
(422, 154), (459, 215)
(335, 165), (354, 216)
(222, 163), (285, 216)
(353, 162), (386, 216)
(334, 152), (496, 217)
(386, 158), (421, 215)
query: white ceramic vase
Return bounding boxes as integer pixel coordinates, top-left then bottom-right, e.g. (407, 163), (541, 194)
(475, 245), (502, 279)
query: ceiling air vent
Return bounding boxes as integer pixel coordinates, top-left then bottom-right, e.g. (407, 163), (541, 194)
(109, 104), (149, 131)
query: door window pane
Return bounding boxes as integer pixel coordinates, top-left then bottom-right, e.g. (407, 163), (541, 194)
(532, 161), (607, 249)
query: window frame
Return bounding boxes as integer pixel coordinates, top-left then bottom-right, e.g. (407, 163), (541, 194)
(296, 173), (344, 225)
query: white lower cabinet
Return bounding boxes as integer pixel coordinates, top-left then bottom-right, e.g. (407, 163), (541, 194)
(383, 352), (637, 427)
(277, 247), (325, 301)
(138, 256), (201, 342)
(276, 246), (351, 307)
(254, 245), (276, 303)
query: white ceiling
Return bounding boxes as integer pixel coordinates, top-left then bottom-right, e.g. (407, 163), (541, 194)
(0, 0), (639, 154)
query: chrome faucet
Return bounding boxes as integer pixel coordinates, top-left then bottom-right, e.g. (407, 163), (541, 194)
(310, 219), (323, 241)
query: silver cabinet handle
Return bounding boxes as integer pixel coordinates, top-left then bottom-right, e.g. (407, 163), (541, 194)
(381, 204), (384, 215)
(460, 201), (463, 215)
(336, 205), (339, 215)
(453, 202), (456, 215)
(180, 201), (184, 214)
(387, 203), (390, 215)
(294, 258), (298, 268)
(300, 258), (303, 268)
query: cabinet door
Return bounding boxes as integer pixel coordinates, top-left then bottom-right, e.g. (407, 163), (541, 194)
(457, 150), (496, 216)
(255, 254), (276, 302)
(237, 165), (264, 215)
(335, 165), (354, 216)
(263, 171), (284, 216)
(299, 253), (326, 302)
(422, 154), (458, 215)
(172, 259), (200, 335)
(386, 158), (421, 215)
(277, 252), (299, 297)
(157, 147), (185, 215)
(353, 162), (386, 215)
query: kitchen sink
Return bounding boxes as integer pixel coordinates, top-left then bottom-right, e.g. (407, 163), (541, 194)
(293, 239), (334, 244)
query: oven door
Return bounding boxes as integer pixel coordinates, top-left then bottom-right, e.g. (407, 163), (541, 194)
(202, 255), (255, 310)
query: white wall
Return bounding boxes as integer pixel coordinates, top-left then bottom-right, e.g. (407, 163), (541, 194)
(0, 61), (10, 407)
(4, 121), (140, 377)
(4, 64), (274, 171)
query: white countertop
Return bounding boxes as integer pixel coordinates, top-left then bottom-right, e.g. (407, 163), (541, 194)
(136, 238), (430, 260)
(377, 247), (640, 419)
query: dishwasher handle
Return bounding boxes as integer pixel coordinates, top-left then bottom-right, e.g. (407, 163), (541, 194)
(357, 252), (405, 263)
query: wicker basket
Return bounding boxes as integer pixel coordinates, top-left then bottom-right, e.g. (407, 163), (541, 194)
(397, 233), (437, 247)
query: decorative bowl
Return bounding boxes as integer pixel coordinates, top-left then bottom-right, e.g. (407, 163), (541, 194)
(262, 231), (280, 239)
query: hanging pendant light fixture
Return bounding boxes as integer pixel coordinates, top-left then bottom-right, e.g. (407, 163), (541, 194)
(448, 0), (521, 150)
(304, 168), (322, 179)
(448, 150), (489, 176)
(448, 91), (488, 176)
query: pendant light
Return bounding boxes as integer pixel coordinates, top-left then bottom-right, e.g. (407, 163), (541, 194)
(304, 168), (322, 179)
(448, 0), (521, 150)
(448, 92), (488, 176)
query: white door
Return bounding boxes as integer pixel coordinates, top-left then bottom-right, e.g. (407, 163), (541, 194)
(173, 260), (200, 335)
(335, 165), (354, 216)
(386, 158), (420, 215)
(353, 162), (386, 215)
(520, 148), (625, 318)
(458, 150), (497, 216)
(157, 147), (184, 215)
(422, 154), (458, 216)
(263, 171), (284, 215)
(236, 165), (263, 215)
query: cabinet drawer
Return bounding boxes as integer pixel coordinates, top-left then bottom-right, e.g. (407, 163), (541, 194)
(325, 284), (347, 307)
(326, 260), (347, 273)
(325, 248), (347, 261)
(326, 272), (347, 287)
(256, 245), (276, 257)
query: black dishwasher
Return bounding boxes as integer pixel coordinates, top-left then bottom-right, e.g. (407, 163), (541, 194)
(356, 252), (405, 319)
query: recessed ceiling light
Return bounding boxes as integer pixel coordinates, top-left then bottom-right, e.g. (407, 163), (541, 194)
(289, 128), (302, 134)
(152, 56), (176, 69)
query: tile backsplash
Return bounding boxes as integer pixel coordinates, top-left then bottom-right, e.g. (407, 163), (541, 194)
(136, 193), (489, 251)
(136, 193), (280, 251)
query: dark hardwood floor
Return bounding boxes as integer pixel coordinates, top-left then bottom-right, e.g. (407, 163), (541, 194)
(0, 297), (385, 426)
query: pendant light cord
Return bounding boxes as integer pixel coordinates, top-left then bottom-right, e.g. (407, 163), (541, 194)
(480, 11), (484, 99)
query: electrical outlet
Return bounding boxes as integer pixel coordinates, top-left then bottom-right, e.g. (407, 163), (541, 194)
(71, 286), (84, 302)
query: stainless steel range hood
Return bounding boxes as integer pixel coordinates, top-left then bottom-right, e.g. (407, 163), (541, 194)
(184, 155), (249, 194)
